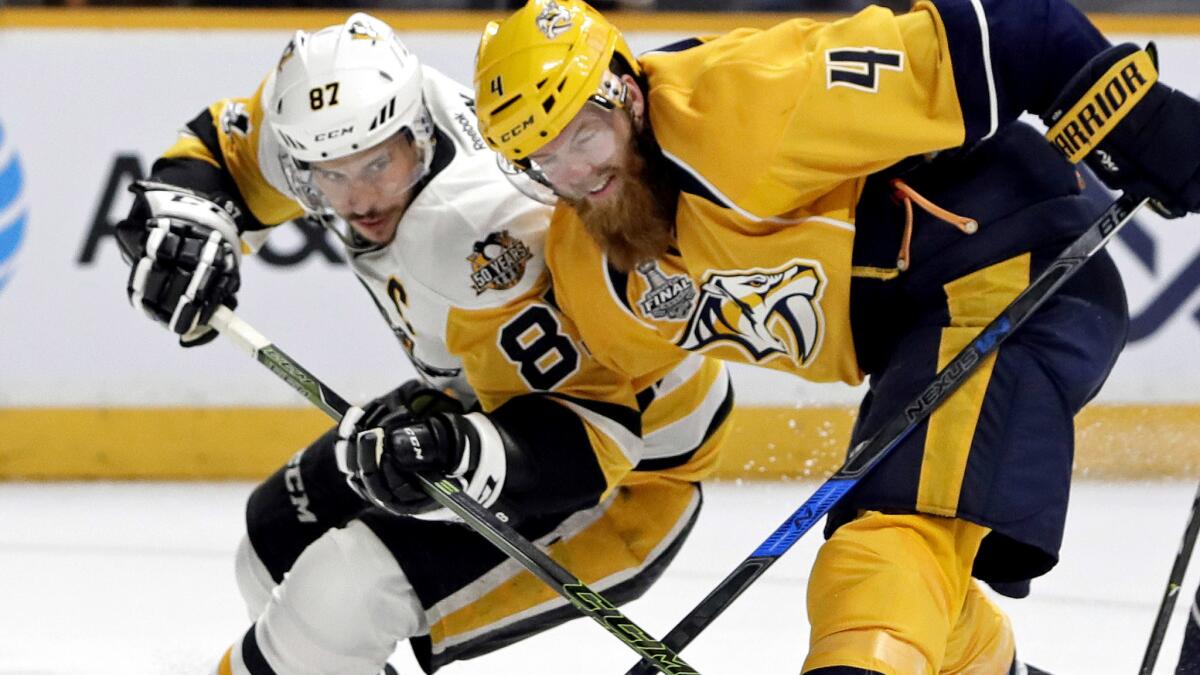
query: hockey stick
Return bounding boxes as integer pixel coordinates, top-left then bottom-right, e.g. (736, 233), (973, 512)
(1139, 478), (1200, 675)
(207, 306), (700, 675)
(626, 193), (1148, 674)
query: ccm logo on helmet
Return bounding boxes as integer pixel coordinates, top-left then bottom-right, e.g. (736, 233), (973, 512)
(315, 125), (355, 142)
(501, 115), (535, 143)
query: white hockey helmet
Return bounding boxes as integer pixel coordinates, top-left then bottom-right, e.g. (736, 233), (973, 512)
(268, 13), (434, 168)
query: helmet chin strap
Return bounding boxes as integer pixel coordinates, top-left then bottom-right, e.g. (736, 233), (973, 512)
(317, 212), (384, 254)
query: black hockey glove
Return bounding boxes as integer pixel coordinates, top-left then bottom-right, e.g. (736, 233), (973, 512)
(355, 411), (508, 517)
(332, 380), (461, 503)
(334, 381), (509, 517)
(1042, 43), (1200, 218)
(115, 181), (242, 347)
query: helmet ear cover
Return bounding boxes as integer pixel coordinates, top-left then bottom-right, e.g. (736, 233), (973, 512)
(593, 69), (629, 110)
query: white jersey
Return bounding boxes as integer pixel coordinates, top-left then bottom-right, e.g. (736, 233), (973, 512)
(345, 68), (550, 406)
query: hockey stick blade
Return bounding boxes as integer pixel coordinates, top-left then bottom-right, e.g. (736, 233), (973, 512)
(626, 193), (1147, 675)
(1139, 479), (1200, 675)
(208, 306), (700, 675)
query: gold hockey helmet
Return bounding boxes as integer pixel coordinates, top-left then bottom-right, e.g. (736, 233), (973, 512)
(474, 0), (639, 165)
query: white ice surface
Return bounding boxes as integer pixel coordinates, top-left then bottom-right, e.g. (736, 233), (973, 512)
(0, 480), (1197, 675)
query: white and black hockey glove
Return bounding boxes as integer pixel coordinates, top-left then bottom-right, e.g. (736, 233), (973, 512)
(115, 181), (242, 347)
(335, 384), (508, 518)
(332, 381), (463, 503)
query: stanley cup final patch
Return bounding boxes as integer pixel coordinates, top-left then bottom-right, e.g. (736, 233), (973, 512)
(468, 231), (534, 295)
(635, 260), (696, 321)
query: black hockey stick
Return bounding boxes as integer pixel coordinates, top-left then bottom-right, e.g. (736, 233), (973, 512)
(1139, 478), (1200, 675)
(626, 193), (1147, 674)
(208, 306), (700, 675)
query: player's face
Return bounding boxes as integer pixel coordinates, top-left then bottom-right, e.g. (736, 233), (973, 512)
(310, 133), (425, 245)
(535, 79), (679, 272)
(527, 102), (634, 204)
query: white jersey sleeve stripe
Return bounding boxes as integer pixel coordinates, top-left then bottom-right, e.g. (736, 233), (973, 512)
(554, 398), (644, 467)
(643, 365), (731, 461)
(652, 353), (706, 399)
(967, 0), (999, 139)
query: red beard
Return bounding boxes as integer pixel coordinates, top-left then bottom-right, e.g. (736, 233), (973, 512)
(565, 124), (678, 272)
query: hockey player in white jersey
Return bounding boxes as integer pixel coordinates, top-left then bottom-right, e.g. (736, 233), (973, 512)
(114, 14), (732, 674)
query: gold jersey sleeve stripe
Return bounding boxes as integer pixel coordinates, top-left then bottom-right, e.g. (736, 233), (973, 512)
(209, 89), (305, 226)
(641, 358), (725, 437)
(162, 134), (222, 170)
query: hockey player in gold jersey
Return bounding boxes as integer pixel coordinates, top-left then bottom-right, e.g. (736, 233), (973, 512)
(476, 1), (1200, 672)
(114, 13), (733, 674)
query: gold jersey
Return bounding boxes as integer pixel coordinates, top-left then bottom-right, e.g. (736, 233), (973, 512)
(547, 3), (1025, 385)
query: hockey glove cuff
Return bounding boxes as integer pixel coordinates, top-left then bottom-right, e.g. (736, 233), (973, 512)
(117, 181), (243, 345)
(334, 405), (373, 503)
(1042, 43), (1200, 218)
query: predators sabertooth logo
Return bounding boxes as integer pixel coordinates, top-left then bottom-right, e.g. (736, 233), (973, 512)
(678, 262), (826, 366)
(468, 231), (533, 295)
(536, 0), (573, 39)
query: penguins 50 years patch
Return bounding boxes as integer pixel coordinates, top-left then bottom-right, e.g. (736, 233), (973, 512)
(468, 231), (533, 294)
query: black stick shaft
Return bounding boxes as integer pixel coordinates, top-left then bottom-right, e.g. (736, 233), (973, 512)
(209, 307), (701, 675)
(1140, 479), (1200, 675)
